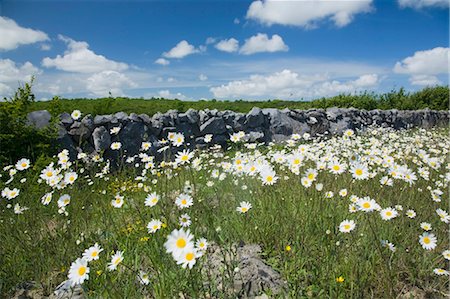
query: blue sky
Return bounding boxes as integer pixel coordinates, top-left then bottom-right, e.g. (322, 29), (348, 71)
(0, 0), (448, 101)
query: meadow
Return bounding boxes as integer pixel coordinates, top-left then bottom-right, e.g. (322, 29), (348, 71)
(1, 124), (449, 298)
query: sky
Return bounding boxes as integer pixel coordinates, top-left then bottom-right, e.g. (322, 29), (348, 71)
(0, 0), (448, 101)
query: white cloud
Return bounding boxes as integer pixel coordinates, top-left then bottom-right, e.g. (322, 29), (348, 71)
(167, 77), (176, 82)
(246, 0), (373, 28)
(409, 75), (441, 86)
(42, 35), (128, 73)
(215, 38), (239, 53)
(239, 33), (288, 55)
(0, 17), (49, 51)
(0, 59), (41, 98)
(205, 37), (217, 45)
(157, 89), (188, 100)
(155, 58), (170, 66)
(394, 47), (449, 76)
(210, 69), (379, 99)
(234, 18), (240, 24)
(40, 44), (51, 51)
(199, 74), (208, 81)
(86, 70), (137, 96)
(398, 0), (449, 9)
(162, 40), (199, 59)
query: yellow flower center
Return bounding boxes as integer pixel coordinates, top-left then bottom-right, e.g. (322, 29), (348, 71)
(293, 159), (300, 165)
(176, 238), (186, 248)
(153, 225), (158, 230)
(181, 199), (187, 205)
(181, 155), (188, 161)
(355, 169), (363, 176)
(308, 174), (314, 180)
(92, 251), (98, 257)
(46, 171), (53, 177)
(21, 162), (27, 167)
(362, 202), (371, 209)
(266, 176), (273, 182)
(344, 224), (350, 230)
(386, 211), (392, 217)
(185, 252), (195, 261)
(333, 165), (340, 171)
(78, 266), (86, 276)
(423, 237), (430, 244)
(241, 207), (248, 212)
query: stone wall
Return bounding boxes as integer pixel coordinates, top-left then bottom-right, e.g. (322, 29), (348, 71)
(27, 107), (449, 159)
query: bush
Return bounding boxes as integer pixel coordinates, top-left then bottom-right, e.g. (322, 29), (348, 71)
(0, 78), (57, 165)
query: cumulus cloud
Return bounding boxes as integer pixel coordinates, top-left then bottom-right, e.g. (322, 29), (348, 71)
(42, 35), (128, 73)
(409, 75), (441, 86)
(155, 58), (170, 66)
(0, 59), (41, 98)
(394, 47), (449, 76)
(162, 40), (200, 59)
(0, 17), (49, 51)
(199, 74), (208, 81)
(239, 33), (288, 55)
(157, 89), (188, 100)
(215, 38), (239, 53)
(398, 0), (449, 9)
(210, 69), (378, 99)
(86, 70), (137, 97)
(246, 0), (373, 28)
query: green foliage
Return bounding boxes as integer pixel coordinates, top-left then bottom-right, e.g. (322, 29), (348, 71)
(0, 78), (57, 164)
(23, 85), (448, 117)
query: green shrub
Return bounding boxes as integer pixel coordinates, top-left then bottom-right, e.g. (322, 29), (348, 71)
(0, 78), (57, 165)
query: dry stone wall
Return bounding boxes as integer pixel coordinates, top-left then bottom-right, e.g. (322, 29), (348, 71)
(27, 107), (449, 160)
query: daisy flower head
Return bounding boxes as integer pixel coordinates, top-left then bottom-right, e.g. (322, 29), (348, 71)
(147, 219), (162, 233)
(419, 232), (437, 250)
(442, 250), (450, 260)
(64, 172), (78, 185)
(83, 243), (103, 261)
(196, 238), (208, 251)
(237, 201), (252, 213)
(172, 133), (185, 147)
(230, 132), (242, 143)
(204, 134), (213, 143)
(145, 192), (160, 207)
(71, 110), (81, 120)
(164, 228), (194, 258)
(339, 219), (356, 233)
(68, 258), (89, 286)
(4, 188), (20, 200)
(405, 209), (416, 218)
(175, 149), (194, 165)
(15, 158), (31, 171)
(260, 168), (278, 185)
(138, 271), (150, 285)
(344, 129), (354, 137)
(111, 195), (124, 208)
(108, 251), (124, 271)
(179, 213), (192, 227)
(433, 268), (449, 276)
(175, 193), (193, 209)
(110, 142), (122, 150)
(175, 247), (199, 269)
(339, 189), (348, 197)
(41, 192), (53, 205)
(436, 208), (450, 223)
(380, 207), (398, 221)
(420, 222), (432, 231)
(350, 163), (369, 180)
(58, 194), (71, 207)
(357, 197), (380, 213)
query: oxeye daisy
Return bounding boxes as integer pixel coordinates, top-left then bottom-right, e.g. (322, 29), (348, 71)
(405, 209), (416, 218)
(175, 149), (194, 165)
(138, 271), (150, 285)
(195, 238), (208, 251)
(357, 197), (380, 212)
(204, 134), (213, 143)
(110, 142), (122, 150)
(419, 232), (437, 250)
(172, 133), (185, 147)
(164, 229), (194, 258)
(41, 192), (53, 205)
(111, 195), (124, 208)
(260, 169), (278, 185)
(175, 194), (193, 209)
(339, 219), (356, 233)
(71, 110), (81, 120)
(144, 192), (160, 207)
(179, 213), (191, 227)
(15, 158), (31, 171)
(82, 243), (103, 262)
(175, 247), (198, 269)
(58, 194), (71, 207)
(64, 172), (78, 185)
(350, 163), (369, 180)
(236, 201), (252, 213)
(433, 268), (449, 276)
(420, 222), (432, 231)
(339, 189), (348, 197)
(147, 219), (162, 233)
(380, 207), (398, 221)
(108, 251), (124, 271)
(442, 250), (450, 260)
(436, 208), (450, 223)
(68, 258), (89, 286)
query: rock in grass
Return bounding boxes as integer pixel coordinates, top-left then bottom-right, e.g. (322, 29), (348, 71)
(27, 110), (51, 129)
(51, 280), (84, 299)
(203, 243), (287, 298)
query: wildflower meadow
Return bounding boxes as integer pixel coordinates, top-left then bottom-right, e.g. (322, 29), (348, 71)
(1, 118), (449, 298)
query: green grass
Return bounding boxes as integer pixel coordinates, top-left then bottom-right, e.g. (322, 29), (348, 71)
(22, 85), (450, 117)
(0, 127), (449, 298)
